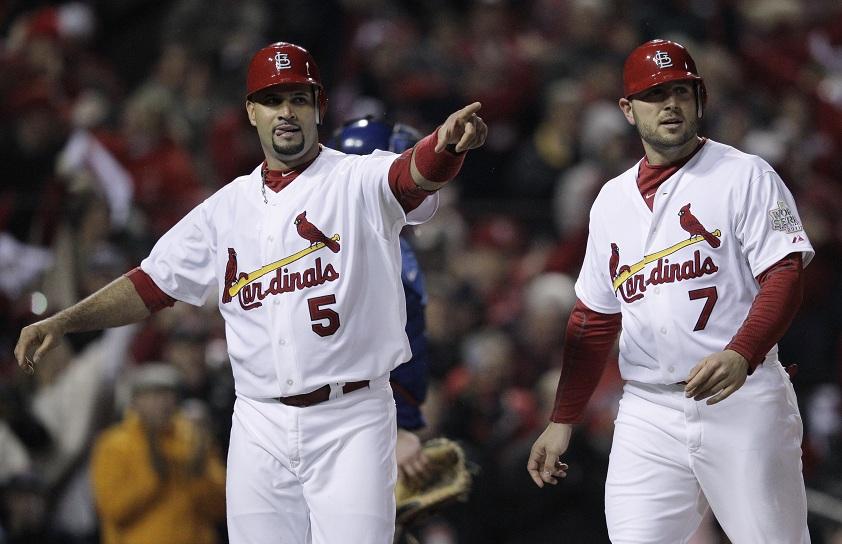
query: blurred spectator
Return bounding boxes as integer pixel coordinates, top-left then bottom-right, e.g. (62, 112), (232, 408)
(96, 87), (205, 243)
(0, 419), (30, 483)
(0, 233), (53, 304)
(39, 188), (122, 315)
(0, 473), (61, 544)
(27, 322), (137, 544)
(504, 78), (583, 211)
(423, 273), (486, 380)
(207, 106), (266, 186)
(491, 367), (612, 543)
(444, 327), (529, 444)
(508, 272), (576, 387)
(56, 129), (134, 231)
(0, 85), (70, 246)
(163, 311), (235, 451)
(91, 363), (226, 544)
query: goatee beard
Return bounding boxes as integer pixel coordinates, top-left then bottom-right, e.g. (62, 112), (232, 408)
(273, 139), (305, 157)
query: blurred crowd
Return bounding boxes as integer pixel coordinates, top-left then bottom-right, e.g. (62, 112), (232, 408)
(1, 0), (842, 543)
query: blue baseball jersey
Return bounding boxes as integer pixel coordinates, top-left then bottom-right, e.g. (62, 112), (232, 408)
(390, 236), (429, 430)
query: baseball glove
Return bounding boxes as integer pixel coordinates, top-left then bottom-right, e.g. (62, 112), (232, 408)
(395, 437), (473, 528)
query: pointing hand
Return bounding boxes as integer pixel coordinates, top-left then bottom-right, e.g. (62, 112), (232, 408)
(436, 102), (488, 153)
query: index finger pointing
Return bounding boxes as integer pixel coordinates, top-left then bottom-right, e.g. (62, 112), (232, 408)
(456, 102), (482, 120)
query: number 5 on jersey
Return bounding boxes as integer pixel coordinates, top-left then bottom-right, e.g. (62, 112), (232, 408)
(308, 295), (340, 336)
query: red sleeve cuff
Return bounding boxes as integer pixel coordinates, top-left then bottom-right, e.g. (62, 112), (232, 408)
(412, 130), (465, 184)
(125, 267), (176, 313)
(388, 149), (430, 213)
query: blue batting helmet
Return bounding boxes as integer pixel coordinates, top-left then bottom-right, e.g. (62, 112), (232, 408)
(330, 117), (422, 154)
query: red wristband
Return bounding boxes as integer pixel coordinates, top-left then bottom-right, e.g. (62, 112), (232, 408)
(413, 131), (466, 183)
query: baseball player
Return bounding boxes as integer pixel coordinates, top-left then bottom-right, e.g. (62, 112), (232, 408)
(527, 39), (812, 543)
(329, 117), (432, 483)
(15, 41), (487, 544)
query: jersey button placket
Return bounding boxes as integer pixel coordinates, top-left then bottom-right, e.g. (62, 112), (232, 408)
(265, 214), (294, 394)
(645, 265), (674, 381)
(280, 229), (303, 395)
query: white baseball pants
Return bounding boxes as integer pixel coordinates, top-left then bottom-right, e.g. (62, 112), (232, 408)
(605, 361), (810, 543)
(226, 375), (397, 544)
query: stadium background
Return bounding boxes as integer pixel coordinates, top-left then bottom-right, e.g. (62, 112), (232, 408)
(1, 0), (841, 542)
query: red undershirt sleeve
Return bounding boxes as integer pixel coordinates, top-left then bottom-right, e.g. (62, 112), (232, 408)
(725, 253), (804, 373)
(388, 149), (429, 213)
(550, 299), (622, 423)
(387, 131), (465, 213)
(125, 267), (176, 313)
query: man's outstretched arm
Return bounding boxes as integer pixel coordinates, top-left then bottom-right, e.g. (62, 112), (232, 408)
(15, 275), (150, 373)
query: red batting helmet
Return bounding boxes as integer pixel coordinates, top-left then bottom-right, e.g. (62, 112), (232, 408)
(246, 42), (328, 122)
(623, 39), (706, 117)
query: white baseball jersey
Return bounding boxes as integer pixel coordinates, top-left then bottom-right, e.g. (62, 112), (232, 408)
(140, 147), (438, 398)
(575, 139), (813, 383)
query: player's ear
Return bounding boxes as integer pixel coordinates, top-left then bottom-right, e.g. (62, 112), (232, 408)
(245, 100), (257, 127)
(618, 98), (635, 126)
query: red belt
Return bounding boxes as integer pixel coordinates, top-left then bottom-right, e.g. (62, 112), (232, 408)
(278, 380), (369, 407)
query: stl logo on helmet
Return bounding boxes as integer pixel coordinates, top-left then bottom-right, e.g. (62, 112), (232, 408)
(653, 50), (673, 69)
(274, 52), (291, 71)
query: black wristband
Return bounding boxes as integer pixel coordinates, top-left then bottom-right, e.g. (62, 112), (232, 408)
(445, 143), (466, 155)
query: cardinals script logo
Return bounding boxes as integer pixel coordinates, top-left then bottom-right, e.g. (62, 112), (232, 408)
(222, 211), (341, 310)
(610, 203), (721, 303)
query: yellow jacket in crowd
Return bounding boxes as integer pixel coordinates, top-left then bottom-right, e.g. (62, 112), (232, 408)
(91, 410), (227, 544)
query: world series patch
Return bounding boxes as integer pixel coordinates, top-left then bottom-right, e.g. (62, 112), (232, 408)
(768, 200), (803, 233)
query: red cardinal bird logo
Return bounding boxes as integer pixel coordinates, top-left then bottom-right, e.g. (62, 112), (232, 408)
(294, 211), (340, 252)
(609, 243), (620, 280)
(678, 203), (720, 248)
(222, 248), (238, 303)
(609, 242), (632, 283)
